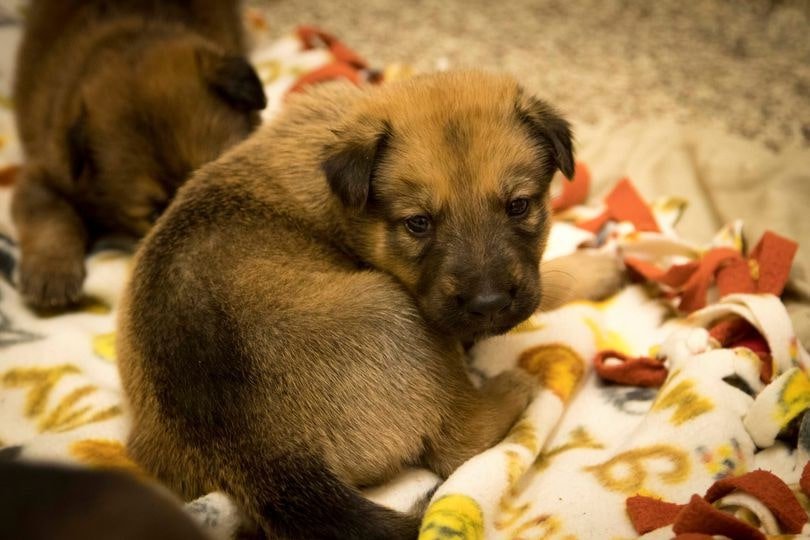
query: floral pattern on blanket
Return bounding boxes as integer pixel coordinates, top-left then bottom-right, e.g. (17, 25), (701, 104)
(0, 8), (809, 540)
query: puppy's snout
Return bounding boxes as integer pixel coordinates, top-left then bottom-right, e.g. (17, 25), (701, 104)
(457, 287), (514, 318)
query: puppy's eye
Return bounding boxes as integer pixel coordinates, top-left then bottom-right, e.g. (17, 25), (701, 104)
(507, 198), (530, 217)
(404, 215), (432, 237)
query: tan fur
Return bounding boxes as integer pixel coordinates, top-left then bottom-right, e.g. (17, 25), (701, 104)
(12, 0), (264, 309)
(118, 72), (618, 539)
(539, 250), (627, 311)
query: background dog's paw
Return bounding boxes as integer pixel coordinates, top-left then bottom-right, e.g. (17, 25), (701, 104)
(18, 256), (86, 310)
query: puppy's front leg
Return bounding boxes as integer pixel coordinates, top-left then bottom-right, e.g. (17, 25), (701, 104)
(423, 369), (536, 478)
(12, 168), (87, 308)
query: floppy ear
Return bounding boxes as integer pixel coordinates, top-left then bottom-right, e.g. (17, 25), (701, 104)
(66, 103), (92, 181)
(197, 50), (267, 111)
(322, 120), (390, 210)
(516, 92), (575, 180)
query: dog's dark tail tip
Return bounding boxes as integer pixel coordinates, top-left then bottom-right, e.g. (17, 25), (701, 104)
(228, 454), (421, 540)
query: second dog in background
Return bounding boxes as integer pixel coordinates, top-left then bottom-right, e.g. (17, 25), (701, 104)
(12, 0), (266, 309)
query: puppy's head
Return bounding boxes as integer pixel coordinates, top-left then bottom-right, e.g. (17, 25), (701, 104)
(67, 36), (266, 238)
(323, 72), (573, 341)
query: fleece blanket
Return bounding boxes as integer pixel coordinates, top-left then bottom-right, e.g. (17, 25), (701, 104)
(1, 8), (810, 540)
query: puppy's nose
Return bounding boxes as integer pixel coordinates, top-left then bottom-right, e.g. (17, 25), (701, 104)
(464, 291), (511, 317)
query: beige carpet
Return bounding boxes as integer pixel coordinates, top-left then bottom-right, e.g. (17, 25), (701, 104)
(252, 0), (810, 151)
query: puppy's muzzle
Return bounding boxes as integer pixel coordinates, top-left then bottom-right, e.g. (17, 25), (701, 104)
(457, 287), (514, 319)
(450, 276), (534, 338)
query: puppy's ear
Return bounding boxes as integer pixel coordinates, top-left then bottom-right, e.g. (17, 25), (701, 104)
(322, 120), (390, 210)
(67, 103), (92, 181)
(197, 49), (267, 111)
(516, 92), (575, 180)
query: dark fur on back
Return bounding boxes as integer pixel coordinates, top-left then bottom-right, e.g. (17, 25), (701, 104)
(12, 0), (266, 309)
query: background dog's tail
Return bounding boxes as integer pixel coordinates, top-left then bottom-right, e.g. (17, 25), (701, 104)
(223, 453), (421, 540)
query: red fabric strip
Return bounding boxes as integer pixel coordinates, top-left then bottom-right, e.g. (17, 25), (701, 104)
(716, 256), (757, 296)
(747, 231), (798, 296)
(709, 317), (760, 347)
(551, 162), (591, 212)
(624, 257), (698, 288)
(288, 63), (364, 94)
(677, 248), (742, 312)
(604, 178), (660, 232)
(576, 210), (611, 233)
(673, 494), (765, 540)
(708, 317), (773, 382)
(593, 350), (668, 388)
(704, 469), (808, 533)
(575, 178), (660, 232)
(626, 495), (684, 534)
(296, 26), (368, 68)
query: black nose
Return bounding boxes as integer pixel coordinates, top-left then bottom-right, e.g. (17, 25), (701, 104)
(463, 291), (512, 317)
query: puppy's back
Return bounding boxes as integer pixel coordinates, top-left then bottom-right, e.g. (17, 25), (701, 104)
(20, 0), (244, 57)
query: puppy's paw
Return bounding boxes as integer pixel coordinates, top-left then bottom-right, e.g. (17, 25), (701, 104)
(576, 251), (626, 301)
(484, 369), (537, 410)
(540, 250), (626, 310)
(18, 255), (86, 309)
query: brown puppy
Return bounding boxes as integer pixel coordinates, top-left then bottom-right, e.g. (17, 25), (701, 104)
(12, 0), (266, 309)
(0, 461), (208, 540)
(118, 72), (613, 539)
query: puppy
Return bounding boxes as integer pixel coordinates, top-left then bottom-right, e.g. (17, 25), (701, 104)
(12, 0), (266, 309)
(0, 461), (208, 540)
(118, 71), (613, 539)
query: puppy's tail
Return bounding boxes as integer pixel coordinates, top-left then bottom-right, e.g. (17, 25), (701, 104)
(224, 454), (420, 540)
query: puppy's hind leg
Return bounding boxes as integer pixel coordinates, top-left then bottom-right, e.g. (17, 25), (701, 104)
(11, 166), (87, 309)
(421, 368), (536, 478)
